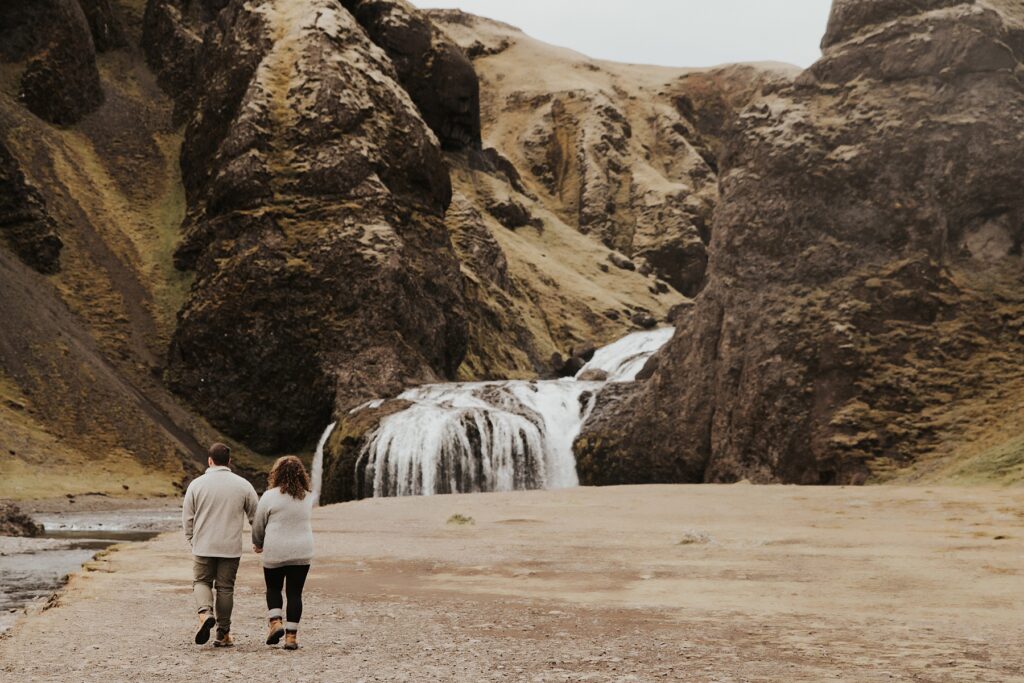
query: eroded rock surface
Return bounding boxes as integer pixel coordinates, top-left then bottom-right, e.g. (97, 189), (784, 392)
(577, 0), (1024, 484)
(0, 139), (62, 273)
(343, 0), (482, 151)
(0, 502), (41, 537)
(428, 11), (795, 297)
(160, 0), (467, 453)
(0, 0), (105, 126)
(79, 0), (127, 51)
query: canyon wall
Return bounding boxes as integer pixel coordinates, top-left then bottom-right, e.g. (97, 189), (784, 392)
(578, 0), (1024, 485)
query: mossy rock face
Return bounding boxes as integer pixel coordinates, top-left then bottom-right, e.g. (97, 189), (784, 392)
(3, 0), (105, 126)
(574, 382), (704, 486)
(0, 141), (62, 273)
(320, 400), (413, 504)
(342, 0), (482, 152)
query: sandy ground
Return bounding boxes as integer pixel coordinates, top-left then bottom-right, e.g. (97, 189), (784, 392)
(1, 484), (1022, 682)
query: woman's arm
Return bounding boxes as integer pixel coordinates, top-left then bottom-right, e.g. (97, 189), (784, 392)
(251, 492), (271, 551)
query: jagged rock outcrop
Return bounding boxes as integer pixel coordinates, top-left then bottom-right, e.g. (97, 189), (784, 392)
(342, 0), (482, 151)
(577, 0), (1024, 484)
(141, 0), (209, 119)
(0, 0), (105, 126)
(0, 139), (62, 273)
(429, 11), (740, 297)
(162, 0), (468, 453)
(0, 502), (41, 537)
(78, 0), (127, 51)
(668, 64), (796, 178)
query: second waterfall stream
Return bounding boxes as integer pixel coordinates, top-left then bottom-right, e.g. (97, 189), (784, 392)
(312, 327), (674, 501)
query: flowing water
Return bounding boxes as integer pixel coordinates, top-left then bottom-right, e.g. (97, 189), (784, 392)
(0, 509), (178, 633)
(312, 328), (674, 501)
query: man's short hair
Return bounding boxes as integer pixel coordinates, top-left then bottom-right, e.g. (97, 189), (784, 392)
(209, 443), (231, 466)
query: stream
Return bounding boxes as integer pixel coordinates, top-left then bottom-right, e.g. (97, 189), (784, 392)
(0, 508), (178, 633)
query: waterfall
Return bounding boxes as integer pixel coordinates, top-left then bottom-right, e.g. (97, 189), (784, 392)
(310, 420), (336, 507)
(314, 327), (674, 499)
(575, 327), (676, 381)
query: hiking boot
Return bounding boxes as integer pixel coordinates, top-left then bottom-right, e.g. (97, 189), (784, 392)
(213, 630), (234, 648)
(195, 611), (216, 645)
(266, 618), (285, 646)
(283, 632), (298, 650)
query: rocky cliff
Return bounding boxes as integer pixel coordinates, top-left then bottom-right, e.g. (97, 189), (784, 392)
(577, 0), (1024, 485)
(0, 0), (688, 496)
(431, 10), (732, 298)
(146, 0), (470, 453)
(4, 0), (1021, 496)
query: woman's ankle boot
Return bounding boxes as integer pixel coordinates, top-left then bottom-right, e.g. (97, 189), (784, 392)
(266, 617), (284, 645)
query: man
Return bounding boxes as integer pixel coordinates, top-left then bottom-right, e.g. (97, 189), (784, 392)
(182, 443), (259, 647)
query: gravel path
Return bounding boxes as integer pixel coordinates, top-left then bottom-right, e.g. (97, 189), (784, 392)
(1, 485), (1022, 681)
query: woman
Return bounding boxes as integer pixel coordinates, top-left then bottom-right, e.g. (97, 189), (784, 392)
(252, 456), (314, 650)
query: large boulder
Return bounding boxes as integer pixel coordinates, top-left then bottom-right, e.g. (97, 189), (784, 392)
(0, 0), (104, 126)
(0, 502), (41, 537)
(162, 0), (467, 454)
(576, 0), (1024, 484)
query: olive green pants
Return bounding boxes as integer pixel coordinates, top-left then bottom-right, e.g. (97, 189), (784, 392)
(192, 556), (240, 633)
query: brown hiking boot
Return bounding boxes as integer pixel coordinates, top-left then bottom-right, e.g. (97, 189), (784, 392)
(283, 632), (298, 650)
(213, 630), (234, 648)
(266, 618), (285, 646)
(195, 611), (216, 645)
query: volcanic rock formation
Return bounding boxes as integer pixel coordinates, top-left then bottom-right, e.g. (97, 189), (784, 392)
(0, 502), (41, 537)
(0, 0), (106, 126)
(5, 0), (1020, 495)
(342, 0), (482, 151)
(577, 0), (1024, 485)
(149, 0), (469, 453)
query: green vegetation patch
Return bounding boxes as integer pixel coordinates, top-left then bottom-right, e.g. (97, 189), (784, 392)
(947, 433), (1024, 485)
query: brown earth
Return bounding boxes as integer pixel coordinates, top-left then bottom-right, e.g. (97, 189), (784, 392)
(429, 11), (797, 299)
(2, 485), (1022, 681)
(0, 2), (246, 499)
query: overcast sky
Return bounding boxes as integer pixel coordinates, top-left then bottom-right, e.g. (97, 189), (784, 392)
(412, 0), (833, 68)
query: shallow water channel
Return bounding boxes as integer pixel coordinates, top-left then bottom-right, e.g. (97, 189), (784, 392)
(0, 508), (178, 633)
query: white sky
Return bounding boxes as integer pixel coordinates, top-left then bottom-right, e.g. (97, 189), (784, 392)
(412, 0), (834, 68)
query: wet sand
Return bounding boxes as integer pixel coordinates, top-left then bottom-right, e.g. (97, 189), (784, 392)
(1, 485), (1022, 681)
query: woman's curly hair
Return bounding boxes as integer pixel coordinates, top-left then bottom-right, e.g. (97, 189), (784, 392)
(268, 455), (311, 500)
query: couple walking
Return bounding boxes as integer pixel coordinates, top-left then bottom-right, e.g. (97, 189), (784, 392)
(182, 443), (314, 650)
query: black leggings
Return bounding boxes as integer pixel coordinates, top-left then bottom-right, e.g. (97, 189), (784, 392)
(264, 564), (310, 627)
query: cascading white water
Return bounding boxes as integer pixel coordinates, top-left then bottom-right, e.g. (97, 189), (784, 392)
(311, 327), (674, 500)
(356, 380), (602, 497)
(310, 420), (336, 507)
(575, 327), (676, 381)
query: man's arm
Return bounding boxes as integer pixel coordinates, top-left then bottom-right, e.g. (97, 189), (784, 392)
(244, 484), (259, 525)
(182, 485), (195, 546)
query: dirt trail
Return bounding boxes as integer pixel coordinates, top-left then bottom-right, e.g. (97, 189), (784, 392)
(2, 485), (1022, 681)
